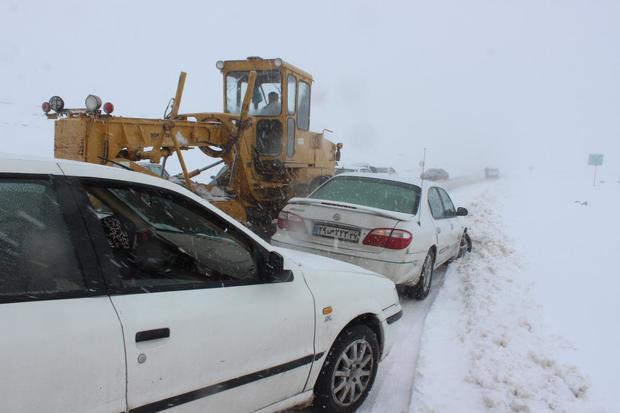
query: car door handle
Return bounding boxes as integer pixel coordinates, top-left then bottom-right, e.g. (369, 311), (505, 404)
(136, 328), (170, 343)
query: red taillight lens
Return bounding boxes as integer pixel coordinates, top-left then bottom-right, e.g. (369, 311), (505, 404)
(41, 101), (51, 113)
(103, 102), (114, 114)
(277, 211), (305, 231)
(363, 228), (412, 250)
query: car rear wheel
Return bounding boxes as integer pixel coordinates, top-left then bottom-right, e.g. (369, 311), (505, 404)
(314, 325), (380, 412)
(410, 252), (434, 300)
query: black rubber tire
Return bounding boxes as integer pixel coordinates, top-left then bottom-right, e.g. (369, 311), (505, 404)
(410, 251), (434, 300)
(313, 325), (380, 413)
(457, 232), (472, 258)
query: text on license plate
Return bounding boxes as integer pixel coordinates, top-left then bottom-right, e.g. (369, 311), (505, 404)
(313, 224), (360, 243)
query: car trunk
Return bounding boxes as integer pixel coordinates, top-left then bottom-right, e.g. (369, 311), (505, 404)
(282, 198), (414, 254)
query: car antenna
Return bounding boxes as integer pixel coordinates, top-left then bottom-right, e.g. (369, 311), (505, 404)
(418, 147), (426, 226)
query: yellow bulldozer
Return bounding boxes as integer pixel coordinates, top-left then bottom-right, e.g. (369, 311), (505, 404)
(44, 57), (342, 236)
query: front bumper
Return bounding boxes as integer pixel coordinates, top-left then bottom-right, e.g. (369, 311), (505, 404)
(379, 305), (402, 360)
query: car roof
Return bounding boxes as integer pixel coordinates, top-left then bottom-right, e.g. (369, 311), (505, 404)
(0, 154), (272, 247)
(332, 171), (432, 187)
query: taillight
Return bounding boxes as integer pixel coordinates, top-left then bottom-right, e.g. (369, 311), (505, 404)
(363, 228), (412, 250)
(277, 211), (305, 231)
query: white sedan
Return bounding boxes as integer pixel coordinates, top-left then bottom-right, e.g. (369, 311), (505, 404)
(0, 157), (401, 413)
(272, 173), (471, 299)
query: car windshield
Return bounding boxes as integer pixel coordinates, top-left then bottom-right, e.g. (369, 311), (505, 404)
(109, 188), (218, 236)
(310, 176), (421, 214)
(225, 70), (282, 116)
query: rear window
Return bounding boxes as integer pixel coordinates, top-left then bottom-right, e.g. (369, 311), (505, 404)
(310, 176), (421, 214)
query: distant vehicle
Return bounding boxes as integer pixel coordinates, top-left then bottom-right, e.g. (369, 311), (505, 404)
(420, 168), (449, 181)
(336, 163), (373, 174)
(0, 156), (401, 413)
(374, 166), (397, 174)
(485, 168), (500, 179)
(272, 173), (472, 300)
(137, 161), (170, 179)
(336, 163), (396, 175)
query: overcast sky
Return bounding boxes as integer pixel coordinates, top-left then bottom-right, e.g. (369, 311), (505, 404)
(1, 0), (619, 179)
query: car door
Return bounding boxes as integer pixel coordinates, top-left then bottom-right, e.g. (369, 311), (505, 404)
(427, 187), (453, 265)
(74, 178), (316, 413)
(0, 174), (126, 413)
(436, 187), (462, 258)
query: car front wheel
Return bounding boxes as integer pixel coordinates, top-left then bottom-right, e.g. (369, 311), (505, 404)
(457, 232), (472, 258)
(314, 324), (380, 412)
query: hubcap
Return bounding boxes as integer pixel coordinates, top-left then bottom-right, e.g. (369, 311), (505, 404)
(331, 339), (374, 406)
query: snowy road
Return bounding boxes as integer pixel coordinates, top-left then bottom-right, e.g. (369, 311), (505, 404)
(357, 267), (447, 413)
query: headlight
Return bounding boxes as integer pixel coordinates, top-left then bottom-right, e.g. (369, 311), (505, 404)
(216, 60), (224, 70)
(48, 96), (64, 112)
(85, 95), (102, 112)
(274, 58), (283, 67)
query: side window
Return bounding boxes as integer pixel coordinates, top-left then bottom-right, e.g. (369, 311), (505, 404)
(287, 74), (296, 115)
(0, 178), (86, 301)
(437, 188), (456, 217)
(83, 183), (259, 292)
(428, 187), (445, 219)
(298, 81), (311, 130)
(287, 118), (296, 157)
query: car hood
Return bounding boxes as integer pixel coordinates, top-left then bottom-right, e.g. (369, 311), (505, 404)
(273, 246), (385, 278)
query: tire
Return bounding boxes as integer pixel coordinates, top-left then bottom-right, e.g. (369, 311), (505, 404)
(314, 325), (380, 412)
(457, 232), (472, 258)
(410, 251), (434, 300)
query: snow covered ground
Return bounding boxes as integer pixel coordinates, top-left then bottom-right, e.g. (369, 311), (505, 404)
(410, 175), (619, 413)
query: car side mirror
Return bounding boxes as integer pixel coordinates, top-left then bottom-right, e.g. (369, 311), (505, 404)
(456, 207), (468, 216)
(264, 251), (293, 282)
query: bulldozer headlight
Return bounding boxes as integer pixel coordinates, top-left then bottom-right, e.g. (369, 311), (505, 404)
(274, 58), (283, 67)
(85, 94), (102, 112)
(49, 96), (64, 112)
(41, 101), (51, 113)
(216, 60), (224, 70)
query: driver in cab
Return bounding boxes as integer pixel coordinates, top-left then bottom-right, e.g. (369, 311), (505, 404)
(258, 92), (281, 116)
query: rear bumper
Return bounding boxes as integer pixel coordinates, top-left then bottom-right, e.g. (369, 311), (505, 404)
(272, 237), (424, 285)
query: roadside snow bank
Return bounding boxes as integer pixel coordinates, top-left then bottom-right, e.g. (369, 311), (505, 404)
(411, 183), (592, 413)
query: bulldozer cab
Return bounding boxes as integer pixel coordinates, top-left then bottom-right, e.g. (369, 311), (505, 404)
(219, 57), (313, 161)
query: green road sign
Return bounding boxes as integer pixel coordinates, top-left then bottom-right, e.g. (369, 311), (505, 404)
(588, 154), (604, 166)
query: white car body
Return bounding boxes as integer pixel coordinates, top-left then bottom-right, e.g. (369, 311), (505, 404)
(271, 173), (468, 286)
(0, 156), (401, 413)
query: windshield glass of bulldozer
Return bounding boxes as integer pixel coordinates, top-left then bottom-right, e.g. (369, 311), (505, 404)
(226, 70), (282, 116)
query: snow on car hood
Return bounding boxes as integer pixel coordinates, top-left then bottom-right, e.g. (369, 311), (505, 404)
(273, 246), (384, 278)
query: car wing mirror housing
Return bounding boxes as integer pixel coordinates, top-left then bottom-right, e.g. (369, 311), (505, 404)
(456, 207), (468, 216)
(264, 251), (293, 282)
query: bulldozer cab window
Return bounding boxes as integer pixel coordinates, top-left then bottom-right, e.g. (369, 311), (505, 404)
(298, 80), (311, 130)
(226, 70), (282, 116)
(287, 75), (296, 115)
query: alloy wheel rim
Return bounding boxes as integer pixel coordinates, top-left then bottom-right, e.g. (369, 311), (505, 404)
(331, 338), (374, 406)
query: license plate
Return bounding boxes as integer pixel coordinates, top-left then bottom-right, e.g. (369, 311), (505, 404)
(313, 223), (361, 243)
